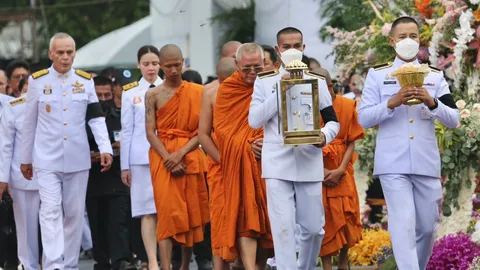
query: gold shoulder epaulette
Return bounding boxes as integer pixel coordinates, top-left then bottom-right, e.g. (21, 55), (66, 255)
(429, 65), (441, 73)
(373, 62), (393, 71)
(75, 69), (92, 80)
(32, 69), (49, 79)
(122, 81), (139, 91)
(258, 69), (279, 79)
(305, 71), (325, 80)
(9, 97), (26, 106)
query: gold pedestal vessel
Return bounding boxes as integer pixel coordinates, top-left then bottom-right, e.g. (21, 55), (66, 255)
(391, 64), (431, 106)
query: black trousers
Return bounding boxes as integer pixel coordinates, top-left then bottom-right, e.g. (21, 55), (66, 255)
(172, 222), (212, 269)
(0, 202), (18, 270)
(86, 195), (132, 270)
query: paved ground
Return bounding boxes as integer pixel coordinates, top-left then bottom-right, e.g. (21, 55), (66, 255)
(78, 259), (375, 270)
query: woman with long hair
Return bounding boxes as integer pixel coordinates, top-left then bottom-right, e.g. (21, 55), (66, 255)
(121, 45), (163, 270)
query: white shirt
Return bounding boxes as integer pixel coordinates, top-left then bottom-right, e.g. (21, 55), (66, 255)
(0, 96), (38, 190)
(249, 68), (340, 182)
(358, 57), (460, 177)
(120, 76), (163, 170)
(19, 66), (113, 173)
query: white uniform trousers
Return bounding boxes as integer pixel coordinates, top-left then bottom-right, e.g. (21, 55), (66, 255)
(130, 165), (156, 217)
(266, 179), (324, 270)
(35, 168), (89, 270)
(379, 174), (442, 270)
(10, 188), (40, 270)
(81, 209), (93, 250)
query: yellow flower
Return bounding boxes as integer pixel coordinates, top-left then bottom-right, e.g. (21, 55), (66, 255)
(474, 8), (480, 22)
(348, 229), (392, 266)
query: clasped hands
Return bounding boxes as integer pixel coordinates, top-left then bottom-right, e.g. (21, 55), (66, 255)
(387, 85), (435, 109)
(251, 138), (263, 160)
(163, 151), (187, 177)
(323, 168), (345, 187)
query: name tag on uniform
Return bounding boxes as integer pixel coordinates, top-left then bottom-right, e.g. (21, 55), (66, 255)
(383, 81), (397, 85)
(113, 130), (121, 141)
(421, 106), (433, 120)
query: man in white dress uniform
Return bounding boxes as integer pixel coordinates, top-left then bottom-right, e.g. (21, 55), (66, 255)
(18, 32), (113, 270)
(358, 17), (460, 270)
(0, 86), (40, 270)
(248, 27), (339, 270)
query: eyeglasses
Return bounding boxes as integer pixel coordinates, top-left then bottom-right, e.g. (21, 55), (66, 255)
(240, 66), (263, 73)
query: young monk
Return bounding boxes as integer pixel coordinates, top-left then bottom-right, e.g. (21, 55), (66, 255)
(198, 57), (238, 270)
(314, 68), (364, 270)
(145, 44), (210, 270)
(213, 43), (273, 270)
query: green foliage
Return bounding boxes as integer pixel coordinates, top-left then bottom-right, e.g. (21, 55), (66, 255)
(319, 0), (374, 40)
(210, 0), (255, 54)
(356, 128), (378, 184)
(0, 0), (149, 56)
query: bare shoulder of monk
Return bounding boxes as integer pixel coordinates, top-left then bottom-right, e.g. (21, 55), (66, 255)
(152, 84), (175, 109)
(205, 85), (218, 108)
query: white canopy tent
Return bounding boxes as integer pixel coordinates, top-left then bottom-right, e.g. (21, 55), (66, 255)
(73, 16), (151, 70)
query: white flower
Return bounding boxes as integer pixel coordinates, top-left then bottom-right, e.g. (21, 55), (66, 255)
(471, 0), (480, 5)
(473, 103), (480, 112)
(461, 109), (471, 118)
(456, 100), (467, 109)
(452, 10), (475, 87)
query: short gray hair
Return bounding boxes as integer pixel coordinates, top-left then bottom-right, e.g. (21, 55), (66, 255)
(49, 32), (76, 50)
(235, 43), (264, 61)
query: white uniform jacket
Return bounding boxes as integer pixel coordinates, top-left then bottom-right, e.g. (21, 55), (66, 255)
(249, 67), (340, 182)
(358, 57), (460, 178)
(0, 96), (38, 190)
(19, 67), (113, 173)
(120, 76), (163, 170)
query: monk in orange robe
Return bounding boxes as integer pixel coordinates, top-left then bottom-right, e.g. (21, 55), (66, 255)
(145, 44), (209, 270)
(213, 43), (273, 270)
(315, 68), (364, 270)
(198, 56), (238, 270)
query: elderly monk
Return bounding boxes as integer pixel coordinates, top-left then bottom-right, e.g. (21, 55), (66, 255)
(199, 57), (238, 270)
(145, 44), (209, 270)
(213, 43), (273, 270)
(314, 68), (364, 270)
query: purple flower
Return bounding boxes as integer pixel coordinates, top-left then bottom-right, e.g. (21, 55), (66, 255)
(427, 232), (480, 269)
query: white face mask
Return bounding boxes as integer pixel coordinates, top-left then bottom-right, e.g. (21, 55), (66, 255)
(280, 48), (303, 66)
(394, 38), (419, 60)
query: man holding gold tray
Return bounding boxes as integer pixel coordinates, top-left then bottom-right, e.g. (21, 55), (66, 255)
(249, 27), (339, 270)
(358, 16), (460, 270)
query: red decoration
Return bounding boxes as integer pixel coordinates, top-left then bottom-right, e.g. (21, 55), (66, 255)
(415, 0), (433, 18)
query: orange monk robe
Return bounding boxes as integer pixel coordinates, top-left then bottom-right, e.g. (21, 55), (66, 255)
(149, 81), (210, 247)
(320, 95), (365, 257)
(213, 71), (273, 262)
(206, 133), (236, 261)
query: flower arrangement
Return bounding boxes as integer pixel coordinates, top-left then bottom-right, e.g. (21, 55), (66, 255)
(436, 99), (480, 216)
(348, 228), (391, 266)
(427, 232), (480, 269)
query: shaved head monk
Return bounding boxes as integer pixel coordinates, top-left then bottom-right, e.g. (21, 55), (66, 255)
(198, 57), (237, 270)
(213, 43), (273, 270)
(204, 41), (242, 92)
(221, 41), (242, 58)
(315, 68), (364, 270)
(145, 44), (209, 270)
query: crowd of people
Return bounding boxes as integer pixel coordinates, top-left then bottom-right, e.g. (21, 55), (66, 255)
(0, 16), (460, 270)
